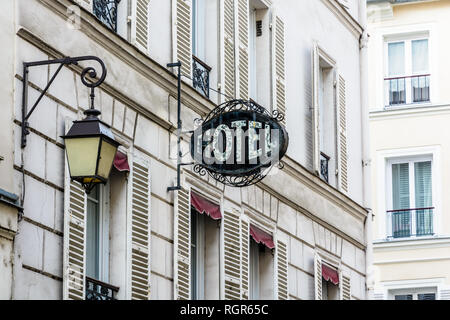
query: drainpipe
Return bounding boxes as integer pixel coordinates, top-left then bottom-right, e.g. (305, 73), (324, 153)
(359, 0), (373, 300)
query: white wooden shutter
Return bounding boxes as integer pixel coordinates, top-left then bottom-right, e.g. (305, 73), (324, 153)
(131, 0), (151, 54)
(63, 121), (87, 300)
(272, 14), (286, 126)
(312, 43), (320, 175)
(174, 187), (191, 300)
(127, 155), (151, 300)
(240, 215), (250, 300)
(173, 0), (192, 79)
(223, 211), (242, 300)
(337, 75), (348, 193)
(275, 239), (288, 300)
(222, 0), (236, 100)
(439, 287), (450, 300)
(236, 0), (249, 100)
(340, 272), (351, 300)
(314, 253), (322, 300)
(373, 291), (386, 300)
(73, 0), (92, 12)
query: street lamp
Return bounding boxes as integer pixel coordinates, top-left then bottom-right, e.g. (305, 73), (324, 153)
(21, 56), (120, 194)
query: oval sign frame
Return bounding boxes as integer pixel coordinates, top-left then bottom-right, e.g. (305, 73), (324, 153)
(190, 99), (289, 187)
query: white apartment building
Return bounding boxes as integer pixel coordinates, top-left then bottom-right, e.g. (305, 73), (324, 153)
(0, 0), (370, 300)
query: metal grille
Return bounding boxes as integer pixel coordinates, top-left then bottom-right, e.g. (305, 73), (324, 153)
(93, 0), (121, 32)
(192, 55), (211, 98)
(85, 277), (119, 300)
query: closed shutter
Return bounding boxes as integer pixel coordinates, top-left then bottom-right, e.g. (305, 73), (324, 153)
(173, 0), (193, 79)
(223, 211), (242, 300)
(337, 75), (348, 193)
(440, 287), (450, 300)
(272, 14), (286, 126)
(74, 0), (92, 12)
(373, 291), (386, 300)
(63, 122), (87, 300)
(314, 253), (322, 300)
(174, 187), (191, 300)
(340, 273), (351, 300)
(236, 0), (249, 100)
(240, 215), (250, 299)
(275, 239), (288, 300)
(312, 44), (320, 175)
(223, 0), (236, 100)
(131, 0), (151, 54)
(128, 155), (151, 300)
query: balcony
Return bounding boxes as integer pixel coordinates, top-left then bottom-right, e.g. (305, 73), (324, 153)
(320, 152), (330, 183)
(386, 207), (434, 239)
(93, 0), (121, 32)
(385, 74), (430, 107)
(85, 277), (119, 300)
(192, 55), (211, 98)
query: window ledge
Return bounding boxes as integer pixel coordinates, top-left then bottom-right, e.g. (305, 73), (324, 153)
(374, 235), (450, 250)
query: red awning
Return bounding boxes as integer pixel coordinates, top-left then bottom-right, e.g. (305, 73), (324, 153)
(113, 151), (130, 172)
(250, 225), (275, 249)
(322, 264), (339, 285)
(191, 191), (222, 220)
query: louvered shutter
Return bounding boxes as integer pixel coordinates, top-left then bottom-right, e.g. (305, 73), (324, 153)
(314, 253), (322, 300)
(340, 272), (351, 300)
(372, 291), (386, 300)
(223, 211), (242, 299)
(127, 155), (151, 300)
(337, 75), (348, 192)
(222, 0), (236, 100)
(173, 0), (192, 79)
(272, 14), (286, 126)
(236, 0), (249, 100)
(131, 0), (150, 54)
(275, 239), (288, 300)
(312, 44), (320, 175)
(240, 215), (250, 299)
(74, 0), (92, 12)
(174, 187), (191, 300)
(439, 287), (450, 300)
(63, 122), (87, 300)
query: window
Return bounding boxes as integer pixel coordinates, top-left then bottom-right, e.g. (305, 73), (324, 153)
(387, 157), (434, 238)
(249, 239), (274, 300)
(391, 287), (436, 300)
(385, 36), (430, 106)
(322, 278), (340, 300)
(190, 204), (220, 300)
(93, 0), (121, 32)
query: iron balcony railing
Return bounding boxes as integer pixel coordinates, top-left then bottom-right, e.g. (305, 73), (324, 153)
(385, 74), (430, 106)
(192, 55), (211, 98)
(320, 152), (330, 183)
(386, 207), (434, 239)
(93, 0), (121, 32)
(85, 277), (119, 300)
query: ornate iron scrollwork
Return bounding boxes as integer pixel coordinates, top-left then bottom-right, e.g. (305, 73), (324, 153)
(192, 55), (211, 98)
(85, 277), (119, 300)
(320, 152), (330, 183)
(93, 0), (121, 32)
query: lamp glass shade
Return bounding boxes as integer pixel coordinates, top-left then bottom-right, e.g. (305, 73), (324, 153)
(97, 138), (119, 179)
(65, 137), (101, 177)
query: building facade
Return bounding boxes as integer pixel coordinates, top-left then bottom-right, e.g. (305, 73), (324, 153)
(1, 0), (369, 300)
(368, 0), (450, 300)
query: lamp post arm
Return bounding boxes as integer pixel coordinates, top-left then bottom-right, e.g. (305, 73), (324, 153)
(21, 56), (107, 148)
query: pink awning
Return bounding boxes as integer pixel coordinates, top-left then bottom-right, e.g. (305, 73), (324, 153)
(250, 225), (275, 249)
(322, 264), (339, 285)
(191, 191), (222, 220)
(113, 151), (130, 172)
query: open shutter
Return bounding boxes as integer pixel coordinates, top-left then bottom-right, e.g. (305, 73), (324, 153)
(337, 75), (348, 193)
(131, 0), (151, 54)
(173, 0), (192, 79)
(222, 0), (236, 100)
(74, 0), (92, 12)
(312, 43), (320, 175)
(240, 215), (250, 299)
(314, 253), (322, 300)
(236, 0), (249, 100)
(340, 272), (351, 300)
(223, 211), (241, 299)
(272, 14), (286, 126)
(63, 122), (87, 300)
(127, 154), (151, 300)
(275, 239), (288, 300)
(174, 187), (191, 300)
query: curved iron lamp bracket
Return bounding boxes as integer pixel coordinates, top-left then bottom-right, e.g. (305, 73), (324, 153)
(21, 55), (107, 148)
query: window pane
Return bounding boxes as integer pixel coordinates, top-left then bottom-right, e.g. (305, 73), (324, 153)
(392, 163), (410, 209)
(388, 42), (405, 76)
(412, 39), (429, 74)
(395, 294), (413, 300)
(418, 293), (436, 300)
(86, 185), (100, 279)
(415, 161), (433, 236)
